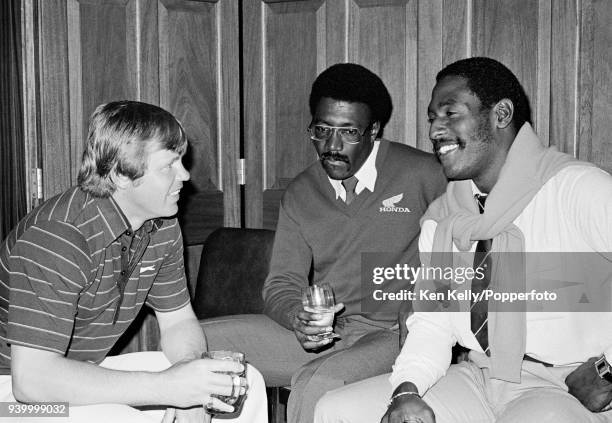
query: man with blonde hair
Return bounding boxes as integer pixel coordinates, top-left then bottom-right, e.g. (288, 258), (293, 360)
(0, 101), (267, 423)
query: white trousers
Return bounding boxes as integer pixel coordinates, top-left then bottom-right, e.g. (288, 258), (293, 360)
(0, 351), (268, 423)
(314, 359), (612, 423)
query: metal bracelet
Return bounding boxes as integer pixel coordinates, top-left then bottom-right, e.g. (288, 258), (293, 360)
(388, 390), (420, 406)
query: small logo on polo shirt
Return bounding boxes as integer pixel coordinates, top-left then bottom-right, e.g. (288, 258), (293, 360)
(140, 265), (156, 273)
(380, 193), (411, 213)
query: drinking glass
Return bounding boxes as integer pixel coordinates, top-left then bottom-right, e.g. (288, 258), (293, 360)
(202, 350), (248, 415)
(301, 284), (338, 339)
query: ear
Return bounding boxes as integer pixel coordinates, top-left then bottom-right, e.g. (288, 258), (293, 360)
(370, 121), (381, 139)
(493, 99), (514, 129)
(110, 168), (132, 191)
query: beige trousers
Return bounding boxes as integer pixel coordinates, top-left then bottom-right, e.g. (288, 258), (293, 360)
(315, 358), (612, 423)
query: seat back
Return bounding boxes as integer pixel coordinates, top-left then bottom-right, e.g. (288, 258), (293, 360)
(193, 227), (275, 319)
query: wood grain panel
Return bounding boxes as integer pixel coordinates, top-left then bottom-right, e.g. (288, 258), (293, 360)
(263, 1), (323, 227)
(586, 0), (612, 172)
(535, 0), (551, 144)
(472, 0), (539, 128)
(160, 0), (219, 192)
(323, 0), (346, 65)
(76, 0), (138, 156)
(265, 1), (321, 190)
(442, 0), (469, 66)
(139, 0), (160, 104)
(577, 0), (594, 165)
(67, 0), (141, 188)
(21, 0), (41, 210)
(67, 0), (83, 184)
(217, 0), (241, 229)
(244, 0), (325, 229)
(416, 0), (442, 151)
(348, 0), (414, 146)
(38, 0), (72, 197)
(243, 0), (265, 228)
(159, 0), (240, 244)
(550, 0), (577, 154)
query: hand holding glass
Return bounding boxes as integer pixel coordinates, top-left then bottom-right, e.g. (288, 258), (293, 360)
(301, 284), (340, 340)
(201, 350), (248, 415)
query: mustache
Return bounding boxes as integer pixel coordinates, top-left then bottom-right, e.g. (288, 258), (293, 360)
(320, 152), (349, 163)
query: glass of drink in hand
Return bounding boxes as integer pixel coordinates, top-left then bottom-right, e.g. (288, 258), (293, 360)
(302, 283), (338, 340)
(202, 350), (248, 415)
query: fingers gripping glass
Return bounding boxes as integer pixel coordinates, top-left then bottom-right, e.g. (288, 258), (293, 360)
(202, 350), (248, 415)
(301, 284), (341, 341)
(307, 124), (370, 144)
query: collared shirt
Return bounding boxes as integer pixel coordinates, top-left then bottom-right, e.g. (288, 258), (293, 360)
(390, 164), (612, 395)
(329, 140), (380, 201)
(0, 187), (190, 368)
(471, 181), (486, 197)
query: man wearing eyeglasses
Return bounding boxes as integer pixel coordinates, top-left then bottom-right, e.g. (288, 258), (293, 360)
(201, 63), (446, 423)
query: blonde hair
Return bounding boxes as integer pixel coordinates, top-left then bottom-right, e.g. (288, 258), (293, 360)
(78, 101), (187, 197)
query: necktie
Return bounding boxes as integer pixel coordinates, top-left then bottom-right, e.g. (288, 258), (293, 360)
(342, 176), (358, 205)
(471, 194), (492, 354)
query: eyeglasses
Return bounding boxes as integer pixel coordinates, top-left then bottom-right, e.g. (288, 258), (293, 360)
(307, 124), (370, 145)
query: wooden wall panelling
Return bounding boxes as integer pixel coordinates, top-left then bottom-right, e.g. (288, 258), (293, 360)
(580, 0), (612, 173)
(217, 0), (241, 229)
(348, 0), (418, 148)
(550, 0), (578, 154)
(244, 0), (326, 229)
(38, 0), (72, 197)
(323, 0), (346, 65)
(67, 0), (140, 186)
(66, 0), (82, 181)
(536, 0), (551, 145)
(441, 0), (469, 66)
(577, 0), (594, 165)
(20, 0), (40, 210)
(265, 0), (323, 229)
(242, 0), (264, 228)
(472, 0), (540, 130)
(415, 0), (442, 151)
(139, 0), (161, 105)
(159, 0), (241, 245)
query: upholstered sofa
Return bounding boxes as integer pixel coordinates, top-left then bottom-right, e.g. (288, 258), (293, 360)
(192, 227), (288, 423)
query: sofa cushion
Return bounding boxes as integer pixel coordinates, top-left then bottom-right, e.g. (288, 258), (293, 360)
(193, 228), (275, 319)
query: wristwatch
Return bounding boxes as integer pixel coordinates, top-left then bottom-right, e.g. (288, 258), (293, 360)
(595, 354), (612, 383)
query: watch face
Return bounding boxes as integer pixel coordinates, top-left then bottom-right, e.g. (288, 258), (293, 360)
(596, 356), (611, 379)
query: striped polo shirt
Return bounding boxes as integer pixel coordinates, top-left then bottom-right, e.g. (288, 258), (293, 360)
(0, 186), (191, 369)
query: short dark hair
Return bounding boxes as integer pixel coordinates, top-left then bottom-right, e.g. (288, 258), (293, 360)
(78, 100), (187, 197)
(309, 63), (393, 129)
(436, 57), (532, 131)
